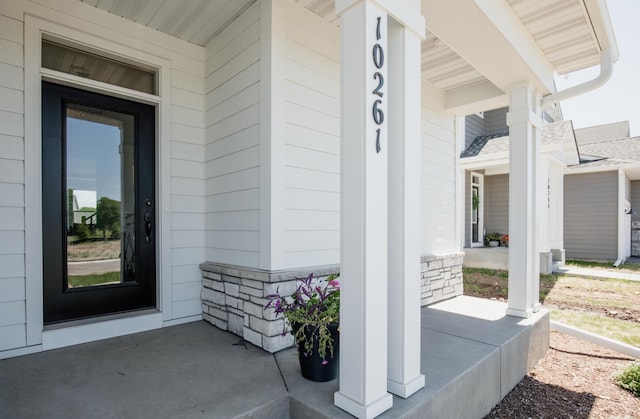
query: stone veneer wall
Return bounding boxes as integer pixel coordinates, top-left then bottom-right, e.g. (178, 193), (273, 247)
(200, 262), (339, 353)
(420, 252), (465, 306)
(201, 253), (464, 353)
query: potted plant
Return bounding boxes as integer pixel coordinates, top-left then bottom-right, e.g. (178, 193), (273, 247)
(500, 234), (509, 247)
(265, 273), (340, 382)
(485, 232), (501, 247)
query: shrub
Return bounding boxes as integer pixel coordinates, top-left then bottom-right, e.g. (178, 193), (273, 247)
(616, 361), (640, 397)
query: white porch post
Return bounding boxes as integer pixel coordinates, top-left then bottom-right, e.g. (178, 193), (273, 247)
(548, 158), (565, 265)
(335, 1), (393, 417)
(335, 0), (424, 417)
(506, 83), (542, 317)
(386, 16), (425, 398)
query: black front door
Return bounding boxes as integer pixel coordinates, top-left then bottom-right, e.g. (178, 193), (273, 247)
(42, 82), (156, 324)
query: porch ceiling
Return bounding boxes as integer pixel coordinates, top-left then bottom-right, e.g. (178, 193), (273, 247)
(79, 0), (257, 46)
(80, 0), (610, 113)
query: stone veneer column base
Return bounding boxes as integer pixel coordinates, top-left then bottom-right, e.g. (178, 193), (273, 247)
(420, 252), (465, 306)
(199, 262), (339, 353)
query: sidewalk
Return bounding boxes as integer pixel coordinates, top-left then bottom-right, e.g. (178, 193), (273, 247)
(553, 265), (640, 282)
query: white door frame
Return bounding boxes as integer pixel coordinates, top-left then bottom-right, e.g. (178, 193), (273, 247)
(470, 171), (484, 247)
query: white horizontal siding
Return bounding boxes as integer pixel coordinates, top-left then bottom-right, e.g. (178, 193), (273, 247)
(283, 0), (340, 268)
(204, 1), (261, 267)
(169, 62), (205, 320)
(421, 82), (457, 255)
(0, 11), (25, 352)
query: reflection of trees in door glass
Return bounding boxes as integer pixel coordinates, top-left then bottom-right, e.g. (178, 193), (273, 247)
(96, 197), (121, 240)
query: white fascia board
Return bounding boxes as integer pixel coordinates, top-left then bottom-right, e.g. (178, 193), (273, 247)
(460, 154), (509, 169)
(583, 0), (620, 61)
(444, 80), (507, 114)
(565, 164), (637, 176)
(423, 0), (555, 95)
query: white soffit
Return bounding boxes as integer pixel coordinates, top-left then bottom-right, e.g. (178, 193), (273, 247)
(507, 0), (601, 75)
(79, 0), (256, 46)
(78, 0), (605, 100)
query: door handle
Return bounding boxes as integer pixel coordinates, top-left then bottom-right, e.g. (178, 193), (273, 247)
(144, 211), (152, 242)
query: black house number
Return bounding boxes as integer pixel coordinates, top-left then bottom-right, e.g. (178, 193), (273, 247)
(372, 16), (384, 153)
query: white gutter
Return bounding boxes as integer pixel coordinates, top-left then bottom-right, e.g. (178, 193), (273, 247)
(542, 47), (614, 109)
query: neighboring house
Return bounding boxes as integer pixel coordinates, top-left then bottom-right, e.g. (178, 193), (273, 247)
(565, 122), (640, 262)
(461, 116), (640, 267)
(0, 0), (617, 417)
(460, 109), (578, 273)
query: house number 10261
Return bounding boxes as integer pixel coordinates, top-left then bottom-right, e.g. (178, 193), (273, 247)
(372, 16), (384, 153)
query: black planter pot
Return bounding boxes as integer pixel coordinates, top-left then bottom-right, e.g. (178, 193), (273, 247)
(296, 323), (339, 382)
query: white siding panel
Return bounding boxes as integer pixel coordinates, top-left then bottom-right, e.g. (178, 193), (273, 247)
(172, 230), (205, 249)
(205, 146), (259, 179)
(0, 324), (24, 351)
(171, 159), (203, 179)
(285, 60), (339, 101)
(205, 42), (260, 93)
(0, 87), (22, 113)
(0, 207), (23, 230)
(0, 135), (23, 160)
(285, 210), (339, 231)
(171, 105), (204, 129)
(206, 189), (260, 212)
(204, 3), (261, 268)
(205, 247), (259, 267)
(170, 141), (204, 162)
(0, 39), (22, 67)
(172, 123), (204, 145)
(172, 299), (202, 318)
(285, 189), (339, 211)
(172, 265), (202, 284)
(172, 281), (201, 302)
(0, 300), (24, 326)
(206, 210), (260, 231)
(0, 277), (24, 302)
(206, 231), (260, 252)
(206, 167), (260, 196)
(171, 87), (203, 111)
(171, 177), (204, 196)
(421, 82), (457, 255)
(285, 167), (339, 193)
(172, 248), (205, 266)
(283, 1), (341, 268)
(171, 213), (204, 231)
(284, 249), (340, 269)
(0, 254), (24, 279)
(285, 124), (339, 155)
(207, 104), (260, 142)
(285, 145), (339, 173)
(205, 62), (259, 110)
(0, 14), (22, 44)
(0, 63), (23, 90)
(0, 231), (23, 254)
(171, 195), (204, 213)
(171, 68), (204, 94)
(0, 182), (23, 206)
(0, 159), (22, 183)
(206, 82), (260, 126)
(206, 125), (259, 160)
(0, 110), (23, 137)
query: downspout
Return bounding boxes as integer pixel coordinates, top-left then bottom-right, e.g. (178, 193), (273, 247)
(541, 47), (615, 109)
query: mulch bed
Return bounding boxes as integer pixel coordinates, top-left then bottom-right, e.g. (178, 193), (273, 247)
(486, 331), (639, 418)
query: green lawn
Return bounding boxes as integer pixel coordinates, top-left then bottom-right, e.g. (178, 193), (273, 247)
(68, 271), (121, 288)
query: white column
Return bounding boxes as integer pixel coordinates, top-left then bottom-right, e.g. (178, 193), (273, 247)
(548, 158), (565, 264)
(506, 83), (542, 318)
(335, 2), (393, 417)
(386, 17), (425, 399)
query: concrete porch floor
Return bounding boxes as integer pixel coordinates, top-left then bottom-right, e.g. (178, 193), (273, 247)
(0, 296), (549, 419)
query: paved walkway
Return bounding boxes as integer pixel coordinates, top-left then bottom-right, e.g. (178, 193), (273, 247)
(553, 265), (640, 282)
